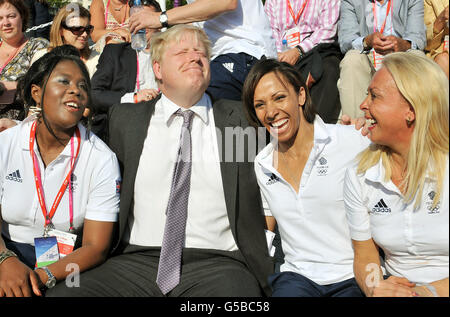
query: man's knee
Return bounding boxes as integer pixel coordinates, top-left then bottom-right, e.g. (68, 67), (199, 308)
(340, 50), (371, 72)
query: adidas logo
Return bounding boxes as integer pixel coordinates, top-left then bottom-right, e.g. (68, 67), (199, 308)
(372, 199), (391, 213)
(5, 170), (23, 183)
(428, 191), (436, 201)
(266, 173), (280, 185)
(223, 62), (234, 73)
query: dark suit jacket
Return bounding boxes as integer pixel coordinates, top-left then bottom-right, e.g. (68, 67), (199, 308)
(90, 43), (137, 139)
(106, 96), (274, 296)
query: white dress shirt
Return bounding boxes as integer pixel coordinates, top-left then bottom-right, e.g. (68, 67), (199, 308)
(127, 93), (238, 251)
(255, 116), (370, 285)
(344, 156), (449, 284)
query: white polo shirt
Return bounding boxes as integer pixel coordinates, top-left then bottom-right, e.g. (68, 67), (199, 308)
(344, 156), (449, 284)
(0, 117), (121, 245)
(187, 0), (277, 60)
(255, 116), (370, 285)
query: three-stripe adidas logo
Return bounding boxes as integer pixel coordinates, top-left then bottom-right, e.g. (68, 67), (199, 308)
(266, 173), (280, 185)
(5, 170), (23, 183)
(372, 199), (391, 213)
(222, 62), (234, 73)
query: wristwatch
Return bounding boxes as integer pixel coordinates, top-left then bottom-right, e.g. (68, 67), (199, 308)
(36, 266), (57, 289)
(363, 36), (371, 51)
(0, 250), (17, 265)
(159, 11), (169, 28)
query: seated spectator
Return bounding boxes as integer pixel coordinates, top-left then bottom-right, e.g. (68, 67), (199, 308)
(338, 0), (426, 118)
(46, 24), (272, 297)
(90, 0), (130, 47)
(242, 59), (369, 297)
(0, 50), (121, 297)
(129, 0), (277, 101)
(31, 3), (100, 77)
(424, 0), (449, 77)
(90, 0), (161, 140)
(264, 0), (343, 123)
(344, 52), (448, 297)
(0, 0), (48, 119)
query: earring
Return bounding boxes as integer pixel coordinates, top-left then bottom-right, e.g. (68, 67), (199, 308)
(29, 103), (42, 115)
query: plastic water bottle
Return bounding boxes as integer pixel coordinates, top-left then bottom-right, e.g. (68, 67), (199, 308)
(130, 0), (146, 50)
(282, 39), (289, 52)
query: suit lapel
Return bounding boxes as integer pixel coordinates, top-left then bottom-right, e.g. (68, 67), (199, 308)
(213, 102), (241, 239)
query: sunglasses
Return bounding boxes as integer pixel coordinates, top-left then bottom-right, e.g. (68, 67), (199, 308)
(62, 23), (94, 36)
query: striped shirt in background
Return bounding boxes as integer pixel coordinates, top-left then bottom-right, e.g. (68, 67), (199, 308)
(264, 0), (340, 53)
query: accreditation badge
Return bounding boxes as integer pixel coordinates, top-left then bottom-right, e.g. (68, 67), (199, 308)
(34, 236), (59, 268)
(285, 26), (301, 48)
(47, 229), (77, 258)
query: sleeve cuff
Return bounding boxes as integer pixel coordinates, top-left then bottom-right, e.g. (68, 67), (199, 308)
(121, 92), (135, 104)
(352, 36), (367, 53)
(85, 210), (119, 222)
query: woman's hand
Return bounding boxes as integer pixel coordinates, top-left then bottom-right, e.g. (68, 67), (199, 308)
(106, 27), (131, 44)
(0, 257), (42, 297)
(369, 276), (417, 297)
(434, 6), (449, 34)
(135, 88), (160, 102)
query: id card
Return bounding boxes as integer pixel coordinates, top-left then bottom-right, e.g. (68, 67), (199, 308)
(285, 27), (301, 48)
(444, 35), (449, 52)
(372, 50), (385, 71)
(34, 236), (59, 268)
(47, 229), (77, 258)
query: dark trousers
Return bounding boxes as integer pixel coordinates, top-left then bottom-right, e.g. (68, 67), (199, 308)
(46, 248), (262, 297)
(307, 55), (341, 123)
(2, 235), (36, 268)
(269, 271), (364, 297)
(207, 52), (259, 102)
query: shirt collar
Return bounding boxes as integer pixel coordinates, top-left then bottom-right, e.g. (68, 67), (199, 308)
(256, 115), (331, 173)
(160, 93), (210, 126)
(21, 115), (86, 156)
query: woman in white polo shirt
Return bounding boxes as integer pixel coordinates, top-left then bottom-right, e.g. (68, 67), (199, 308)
(344, 52), (449, 297)
(0, 51), (121, 297)
(242, 59), (370, 297)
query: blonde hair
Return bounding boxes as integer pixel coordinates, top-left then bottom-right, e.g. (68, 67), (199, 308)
(49, 3), (91, 56)
(150, 24), (211, 68)
(357, 52), (449, 209)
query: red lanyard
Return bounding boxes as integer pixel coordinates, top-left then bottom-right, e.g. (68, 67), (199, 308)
(29, 121), (81, 230)
(287, 0), (309, 25)
(373, 0), (392, 34)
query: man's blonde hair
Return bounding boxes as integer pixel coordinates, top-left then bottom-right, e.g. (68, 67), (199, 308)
(150, 24), (212, 66)
(357, 52), (449, 209)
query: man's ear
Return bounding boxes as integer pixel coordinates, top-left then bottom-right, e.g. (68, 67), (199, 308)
(30, 84), (42, 105)
(153, 60), (162, 82)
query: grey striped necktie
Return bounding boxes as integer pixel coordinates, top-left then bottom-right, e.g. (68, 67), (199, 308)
(156, 109), (195, 295)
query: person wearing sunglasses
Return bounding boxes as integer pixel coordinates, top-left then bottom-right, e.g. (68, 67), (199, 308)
(31, 3), (100, 78)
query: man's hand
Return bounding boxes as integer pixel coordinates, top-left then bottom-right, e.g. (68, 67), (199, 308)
(0, 257), (42, 297)
(129, 7), (161, 34)
(383, 35), (411, 52)
(277, 48), (300, 65)
(0, 118), (18, 133)
(367, 32), (394, 55)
